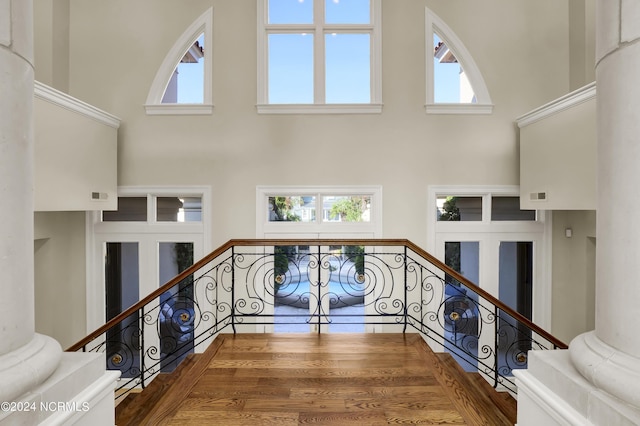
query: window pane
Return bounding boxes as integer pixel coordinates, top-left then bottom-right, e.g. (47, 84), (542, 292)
(325, 0), (370, 24)
(268, 0), (313, 24)
(157, 197), (202, 222)
(433, 33), (475, 104)
(103, 197), (147, 222)
(437, 196), (482, 221)
(323, 195), (371, 222)
(325, 33), (370, 103)
(268, 34), (314, 103)
(269, 196), (316, 222)
(159, 242), (195, 372)
(105, 242), (140, 378)
(162, 34), (204, 104)
(491, 197), (536, 221)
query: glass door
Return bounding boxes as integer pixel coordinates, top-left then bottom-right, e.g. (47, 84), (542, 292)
(99, 235), (201, 380)
(436, 235), (482, 371)
(157, 241), (195, 372)
(104, 242), (141, 378)
(494, 238), (535, 375)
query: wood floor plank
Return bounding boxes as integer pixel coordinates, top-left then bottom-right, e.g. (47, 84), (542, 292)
(118, 333), (517, 425)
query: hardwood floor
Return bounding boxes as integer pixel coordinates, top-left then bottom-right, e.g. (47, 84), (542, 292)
(116, 333), (516, 425)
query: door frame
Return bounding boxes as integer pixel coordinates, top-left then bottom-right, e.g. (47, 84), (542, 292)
(257, 185), (383, 333)
(86, 186), (211, 335)
(427, 185), (552, 331)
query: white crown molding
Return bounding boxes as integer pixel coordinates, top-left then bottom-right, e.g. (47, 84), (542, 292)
(516, 82), (596, 128)
(34, 81), (121, 129)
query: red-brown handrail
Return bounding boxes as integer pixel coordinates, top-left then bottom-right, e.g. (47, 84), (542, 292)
(67, 238), (567, 351)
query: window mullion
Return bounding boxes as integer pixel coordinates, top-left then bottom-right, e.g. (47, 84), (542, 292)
(314, 0), (325, 104)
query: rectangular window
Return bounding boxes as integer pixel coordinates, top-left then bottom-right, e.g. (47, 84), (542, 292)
(103, 196), (203, 222)
(491, 197), (535, 221)
(268, 0), (313, 24)
(325, 33), (370, 103)
(437, 196), (482, 221)
(258, 0), (381, 113)
(103, 197), (147, 222)
(325, 0), (370, 24)
(268, 196), (317, 222)
(323, 195), (371, 222)
(268, 34), (314, 104)
(157, 197), (202, 222)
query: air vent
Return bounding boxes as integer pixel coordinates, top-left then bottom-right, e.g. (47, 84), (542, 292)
(529, 192), (547, 201)
(91, 192), (109, 200)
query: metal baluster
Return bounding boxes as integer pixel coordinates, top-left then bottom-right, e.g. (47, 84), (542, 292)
(140, 306), (145, 389)
(317, 244), (321, 334)
(494, 306), (499, 388)
(403, 246), (408, 333)
(231, 246), (236, 334)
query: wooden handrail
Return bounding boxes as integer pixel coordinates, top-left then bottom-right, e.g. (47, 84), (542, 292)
(67, 238), (567, 351)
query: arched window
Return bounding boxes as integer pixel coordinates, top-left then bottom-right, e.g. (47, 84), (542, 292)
(425, 8), (492, 114)
(145, 8), (213, 115)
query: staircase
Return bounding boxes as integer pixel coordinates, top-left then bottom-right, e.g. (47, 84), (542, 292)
(115, 333), (516, 425)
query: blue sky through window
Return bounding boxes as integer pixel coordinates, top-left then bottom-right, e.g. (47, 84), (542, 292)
(433, 33), (462, 103)
(267, 0), (372, 104)
(325, 33), (370, 103)
(269, 34), (314, 103)
(325, 0), (370, 24)
(176, 34), (205, 103)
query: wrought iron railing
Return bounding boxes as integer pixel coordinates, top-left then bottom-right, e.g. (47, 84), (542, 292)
(67, 239), (566, 399)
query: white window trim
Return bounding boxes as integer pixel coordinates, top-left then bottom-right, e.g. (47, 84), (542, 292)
(426, 185), (551, 331)
(256, 185), (383, 237)
(145, 8), (213, 115)
(85, 186), (212, 333)
(256, 0), (382, 114)
(425, 8), (493, 115)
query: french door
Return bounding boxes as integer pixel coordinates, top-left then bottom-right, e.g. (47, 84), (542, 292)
(97, 234), (203, 379)
(435, 232), (541, 375)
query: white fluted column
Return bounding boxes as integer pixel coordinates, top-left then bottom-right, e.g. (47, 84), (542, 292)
(0, 0), (61, 403)
(569, 0), (640, 409)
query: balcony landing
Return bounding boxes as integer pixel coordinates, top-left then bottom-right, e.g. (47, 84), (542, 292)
(116, 333), (516, 425)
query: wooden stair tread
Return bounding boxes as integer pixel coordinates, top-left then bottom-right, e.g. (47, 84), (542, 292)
(417, 341), (514, 426)
(115, 352), (200, 425)
(136, 336), (226, 425)
(469, 372), (518, 424)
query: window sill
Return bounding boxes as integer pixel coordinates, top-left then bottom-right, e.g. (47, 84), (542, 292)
(425, 103), (493, 115)
(256, 103), (383, 115)
(145, 103), (214, 116)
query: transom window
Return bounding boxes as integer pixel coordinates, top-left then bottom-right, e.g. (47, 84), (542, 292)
(268, 195), (371, 223)
(257, 0), (382, 114)
(102, 195), (203, 223)
(436, 195), (535, 222)
(257, 186), (382, 235)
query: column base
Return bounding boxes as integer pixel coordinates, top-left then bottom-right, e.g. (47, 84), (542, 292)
(514, 347), (640, 425)
(570, 331), (640, 409)
(0, 350), (120, 425)
(0, 333), (61, 402)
